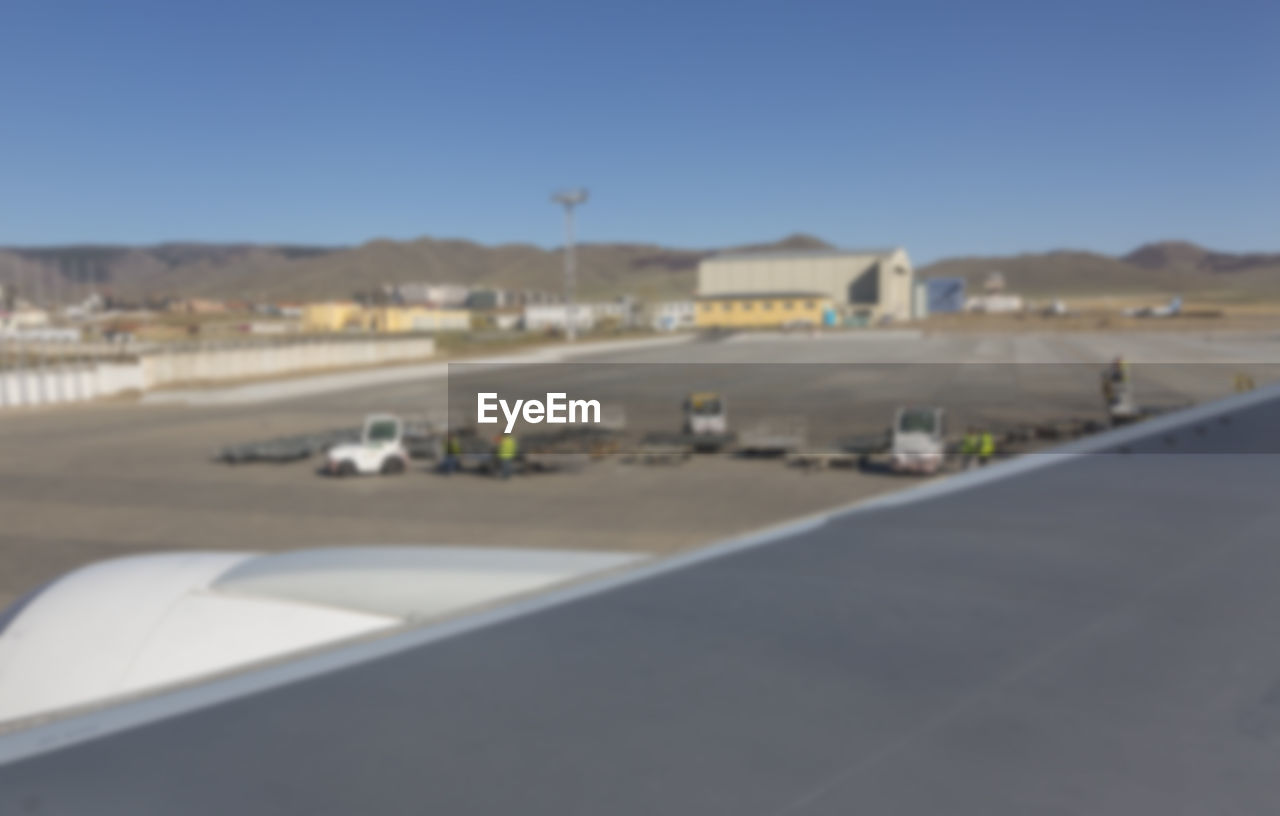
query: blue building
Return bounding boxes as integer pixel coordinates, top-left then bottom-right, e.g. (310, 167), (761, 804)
(925, 278), (966, 314)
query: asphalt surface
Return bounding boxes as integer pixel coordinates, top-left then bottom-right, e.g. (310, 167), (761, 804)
(1, 347), (1279, 814)
(1, 330), (1278, 615)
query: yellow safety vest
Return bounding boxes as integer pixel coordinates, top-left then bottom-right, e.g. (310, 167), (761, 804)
(961, 434), (980, 455)
(497, 436), (518, 460)
(979, 432), (995, 458)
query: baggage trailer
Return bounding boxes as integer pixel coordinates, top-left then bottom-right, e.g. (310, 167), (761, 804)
(786, 450), (863, 471)
(520, 426), (626, 473)
(736, 417), (807, 456)
(218, 428), (360, 464)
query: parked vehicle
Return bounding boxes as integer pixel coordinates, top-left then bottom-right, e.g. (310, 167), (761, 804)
(889, 406), (946, 475)
(323, 414), (410, 476)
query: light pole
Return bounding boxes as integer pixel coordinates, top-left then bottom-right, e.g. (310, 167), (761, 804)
(551, 188), (588, 341)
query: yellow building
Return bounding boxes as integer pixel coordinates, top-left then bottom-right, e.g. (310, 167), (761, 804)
(301, 302), (363, 332)
(694, 292), (835, 329)
(358, 307), (407, 332)
(302, 302), (472, 334)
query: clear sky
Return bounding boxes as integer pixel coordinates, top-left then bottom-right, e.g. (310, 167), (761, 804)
(1, 0), (1276, 263)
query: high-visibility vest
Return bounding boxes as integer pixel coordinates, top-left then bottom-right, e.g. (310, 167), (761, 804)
(979, 432), (995, 458)
(497, 435), (518, 460)
(447, 436), (462, 455)
(961, 434), (980, 455)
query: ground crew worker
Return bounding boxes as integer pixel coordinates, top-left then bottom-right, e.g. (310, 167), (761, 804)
(978, 429), (995, 465)
(1106, 355), (1130, 389)
(1102, 355), (1134, 418)
(440, 431), (462, 475)
(1110, 355), (1127, 379)
(960, 427), (981, 469)
(496, 433), (518, 479)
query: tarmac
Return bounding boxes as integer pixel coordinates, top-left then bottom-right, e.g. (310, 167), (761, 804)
(1, 329), (1277, 612)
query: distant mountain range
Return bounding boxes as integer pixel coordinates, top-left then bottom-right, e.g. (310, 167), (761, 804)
(1, 235), (1277, 304)
(919, 241), (1280, 298)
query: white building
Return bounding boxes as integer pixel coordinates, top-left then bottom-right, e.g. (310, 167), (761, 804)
(698, 248), (915, 323)
(524, 304), (596, 332)
(60, 292), (106, 321)
(523, 300), (638, 333)
(246, 321), (298, 335)
(966, 294), (1024, 314)
(406, 309), (471, 332)
(492, 312), (522, 331)
(469, 289), (563, 310)
(396, 283), (471, 307)
(0, 326), (81, 342)
(592, 300), (637, 326)
(1, 307), (51, 330)
(647, 301), (696, 331)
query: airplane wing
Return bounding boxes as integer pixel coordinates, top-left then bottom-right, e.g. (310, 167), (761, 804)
(2, 386), (1279, 814)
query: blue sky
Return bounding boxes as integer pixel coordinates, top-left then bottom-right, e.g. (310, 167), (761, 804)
(1, 0), (1276, 263)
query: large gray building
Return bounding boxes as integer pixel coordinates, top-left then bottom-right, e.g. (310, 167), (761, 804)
(698, 247), (915, 322)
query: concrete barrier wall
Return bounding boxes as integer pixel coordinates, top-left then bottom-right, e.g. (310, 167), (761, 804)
(0, 362), (146, 410)
(139, 338), (436, 389)
(1, 338), (434, 409)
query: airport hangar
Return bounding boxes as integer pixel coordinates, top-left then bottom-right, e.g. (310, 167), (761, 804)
(695, 247), (915, 328)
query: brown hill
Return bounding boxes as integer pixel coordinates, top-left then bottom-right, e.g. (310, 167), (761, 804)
(1122, 241), (1209, 271)
(1123, 241), (1280, 276)
(0, 233), (834, 304)
(917, 250), (1178, 297)
(919, 242), (1280, 298)
(3, 235), (1277, 304)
